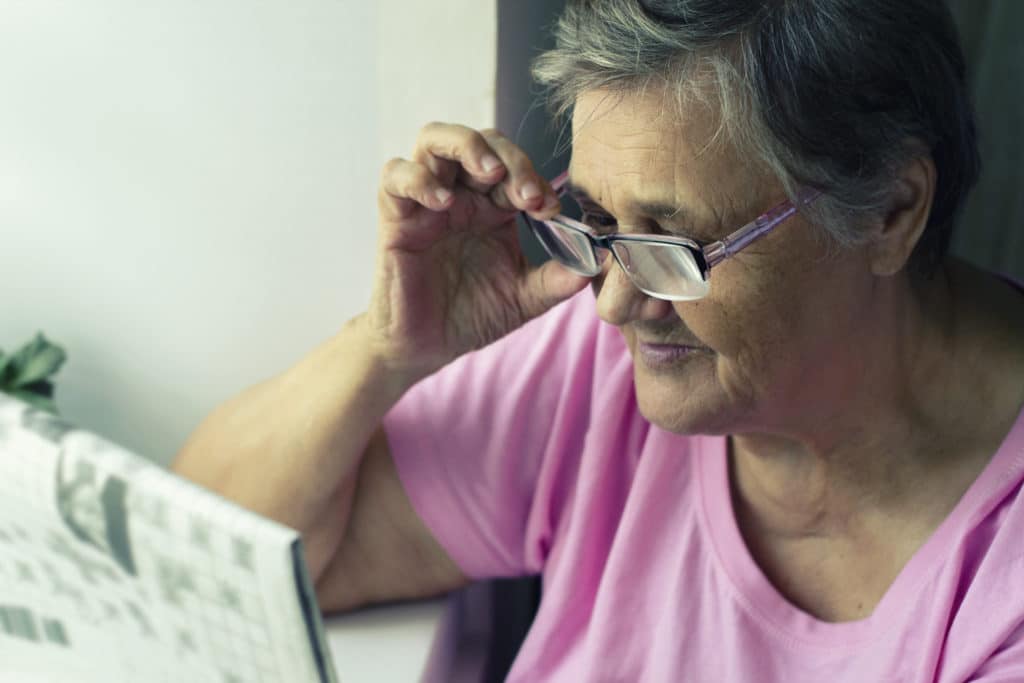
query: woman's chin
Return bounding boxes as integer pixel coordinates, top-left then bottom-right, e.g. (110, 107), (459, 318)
(632, 354), (734, 435)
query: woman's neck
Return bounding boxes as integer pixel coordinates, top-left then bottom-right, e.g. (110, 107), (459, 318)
(726, 261), (992, 539)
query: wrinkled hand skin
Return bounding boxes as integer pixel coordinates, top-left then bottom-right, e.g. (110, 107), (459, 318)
(365, 122), (587, 383)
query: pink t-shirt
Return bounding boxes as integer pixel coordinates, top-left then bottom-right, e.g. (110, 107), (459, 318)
(383, 288), (1024, 682)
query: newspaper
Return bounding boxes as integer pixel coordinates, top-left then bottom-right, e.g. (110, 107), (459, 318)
(0, 394), (337, 683)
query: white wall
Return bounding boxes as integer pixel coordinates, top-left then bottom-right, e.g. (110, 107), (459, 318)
(0, 0), (496, 465)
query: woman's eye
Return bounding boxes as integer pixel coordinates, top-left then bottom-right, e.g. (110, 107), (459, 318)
(581, 211), (617, 233)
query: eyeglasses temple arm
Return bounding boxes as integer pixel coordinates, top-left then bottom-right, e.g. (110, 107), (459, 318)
(703, 191), (819, 269)
(550, 170), (570, 196)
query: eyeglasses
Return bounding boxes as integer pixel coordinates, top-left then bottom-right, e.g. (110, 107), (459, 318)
(522, 171), (817, 301)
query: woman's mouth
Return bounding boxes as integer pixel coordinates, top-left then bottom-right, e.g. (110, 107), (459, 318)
(636, 341), (707, 367)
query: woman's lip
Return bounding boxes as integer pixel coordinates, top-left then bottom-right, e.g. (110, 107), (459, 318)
(636, 341), (707, 365)
(638, 341), (707, 351)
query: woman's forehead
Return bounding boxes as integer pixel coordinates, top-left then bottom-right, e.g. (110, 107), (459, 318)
(569, 89), (775, 222)
(573, 88), (729, 151)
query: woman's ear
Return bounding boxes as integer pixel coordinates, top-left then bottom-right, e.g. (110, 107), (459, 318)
(869, 155), (937, 276)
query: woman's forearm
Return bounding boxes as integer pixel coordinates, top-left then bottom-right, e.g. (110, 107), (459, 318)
(171, 313), (415, 536)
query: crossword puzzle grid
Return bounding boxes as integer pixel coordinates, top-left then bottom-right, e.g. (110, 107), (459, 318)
(0, 432), (313, 683)
(128, 479), (285, 683)
(0, 436), (147, 678)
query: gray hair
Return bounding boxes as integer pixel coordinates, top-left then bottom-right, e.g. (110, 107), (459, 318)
(532, 0), (980, 273)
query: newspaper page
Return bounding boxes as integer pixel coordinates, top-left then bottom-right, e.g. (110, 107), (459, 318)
(0, 395), (337, 683)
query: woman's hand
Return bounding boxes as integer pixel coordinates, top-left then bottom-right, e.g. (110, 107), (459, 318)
(363, 122), (589, 381)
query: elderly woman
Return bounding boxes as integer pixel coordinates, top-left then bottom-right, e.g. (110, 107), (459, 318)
(175, 0), (1024, 680)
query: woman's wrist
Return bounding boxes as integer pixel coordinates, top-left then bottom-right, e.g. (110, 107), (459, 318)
(313, 313), (428, 416)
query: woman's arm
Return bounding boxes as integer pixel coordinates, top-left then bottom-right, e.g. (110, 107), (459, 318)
(172, 123), (585, 610)
(172, 314), (411, 583)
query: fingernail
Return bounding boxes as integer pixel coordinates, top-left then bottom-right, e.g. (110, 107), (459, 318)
(435, 188), (453, 205)
(520, 182), (541, 201)
(480, 154), (502, 173)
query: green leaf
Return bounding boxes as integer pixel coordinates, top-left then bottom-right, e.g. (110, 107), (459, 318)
(8, 388), (58, 414)
(0, 350), (13, 384)
(19, 379), (55, 399)
(6, 334), (67, 389)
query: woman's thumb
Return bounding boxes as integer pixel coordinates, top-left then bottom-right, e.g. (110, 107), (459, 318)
(519, 259), (591, 319)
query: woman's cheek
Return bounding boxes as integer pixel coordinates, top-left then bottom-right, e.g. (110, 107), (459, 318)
(686, 298), (775, 400)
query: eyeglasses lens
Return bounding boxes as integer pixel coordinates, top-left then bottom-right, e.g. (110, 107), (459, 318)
(530, 218), (602, 276)
(610, 241), (709, 301)
(526, 204), (710, 301)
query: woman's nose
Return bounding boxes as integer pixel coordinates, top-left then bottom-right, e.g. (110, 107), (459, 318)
(594, 258), (674, 326)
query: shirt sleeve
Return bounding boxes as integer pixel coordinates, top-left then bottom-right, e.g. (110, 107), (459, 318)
(381, 288), (623, 580)
(966, 620), (1024, 682)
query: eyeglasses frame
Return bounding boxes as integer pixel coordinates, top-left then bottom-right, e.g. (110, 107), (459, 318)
(524, 170), (818, 299)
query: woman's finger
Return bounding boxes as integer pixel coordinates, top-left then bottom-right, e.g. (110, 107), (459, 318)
(412, 122), (506, 190)
(378, 157), (454, 220)
(477, 128), (560, 217)
(516, 258), (591, 320)
(406, 121), (560, 220)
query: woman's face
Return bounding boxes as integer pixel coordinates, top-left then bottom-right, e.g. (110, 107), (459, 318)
(570, 88), (879, 437)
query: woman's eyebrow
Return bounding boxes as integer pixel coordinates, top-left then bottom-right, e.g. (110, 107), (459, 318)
(564, 180), (687, 222)
(562, 177), (722, 243)
(562, 180), (605, 209)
